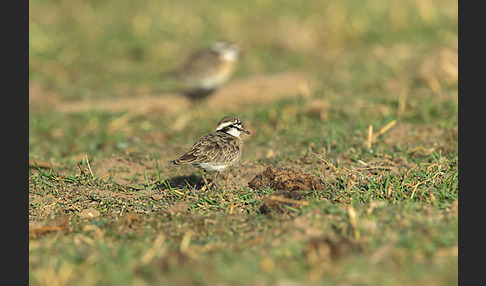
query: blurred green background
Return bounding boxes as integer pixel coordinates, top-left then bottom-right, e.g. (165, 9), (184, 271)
(29, 0), (457, 100)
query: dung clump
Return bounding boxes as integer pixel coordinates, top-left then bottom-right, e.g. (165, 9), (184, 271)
(248, 165), (324, 192)
(258, 190), (308, 215)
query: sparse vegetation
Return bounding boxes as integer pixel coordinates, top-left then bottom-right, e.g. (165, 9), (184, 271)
(30, 0), (457, 285)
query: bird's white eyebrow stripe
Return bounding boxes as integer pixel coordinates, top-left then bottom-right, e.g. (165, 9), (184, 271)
(215, 121), (236, 131)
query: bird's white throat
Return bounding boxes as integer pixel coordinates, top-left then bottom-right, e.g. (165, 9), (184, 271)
(216, 122), (242, 137)
(222, 50), (239, 62)
(225, 128), (241, 137)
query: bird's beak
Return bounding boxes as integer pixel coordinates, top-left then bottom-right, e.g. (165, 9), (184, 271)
(241, 127), (251, 134)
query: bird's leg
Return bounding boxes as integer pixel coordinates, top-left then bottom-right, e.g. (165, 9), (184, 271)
(213, 171), (220, 189)
(224, 167), (231, 188)
(202, 169), (210, 191)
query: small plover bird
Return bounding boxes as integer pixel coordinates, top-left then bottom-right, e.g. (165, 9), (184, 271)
(171, 115), (250, 190)
(162, 40), (240, 100)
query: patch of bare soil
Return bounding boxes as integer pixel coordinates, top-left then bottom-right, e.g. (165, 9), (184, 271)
(382, 122), (457, 155)
(87, 155), (263, 191)
(161, 201), (190, 216)
(88, 157), (158, 185)
(305, 235), (362, 266)
(29, 72), (311, 115)
(29, 217), (70, 239)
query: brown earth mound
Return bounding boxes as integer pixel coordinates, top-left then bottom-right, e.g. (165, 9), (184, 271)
(248, 165), (325, 192)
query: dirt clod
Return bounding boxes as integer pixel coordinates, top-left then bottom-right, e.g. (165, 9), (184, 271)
(162, 200), (190, 216)
(79, 208), (101, 219)
(304, 235), (361, 265)
(29, 217), (70, 239)
(248, 166), (324, 192)
(259, 190), (307, 215)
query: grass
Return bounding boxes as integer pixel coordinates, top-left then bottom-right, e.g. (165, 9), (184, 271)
(29, 0), (457, 285)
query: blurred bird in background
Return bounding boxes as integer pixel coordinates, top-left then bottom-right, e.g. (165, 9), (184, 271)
(162, 40), (240, 101)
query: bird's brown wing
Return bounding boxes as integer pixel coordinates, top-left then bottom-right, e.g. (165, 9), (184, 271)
(176, 50), (221, 79)
(172, 132), (242, 165)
